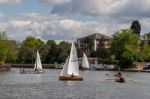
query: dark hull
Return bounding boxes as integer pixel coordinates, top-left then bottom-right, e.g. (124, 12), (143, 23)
(115, 78), (125, 83)
(59, 76), (83, 81)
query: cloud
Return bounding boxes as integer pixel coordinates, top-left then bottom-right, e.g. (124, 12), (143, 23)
(0, 12), (149, 42)
(0, 13), (112, 41)
(39, 0), (71, 5)
(1, 0), (150, 41)
(0, 0), (21, 6)
(48, 0), (150, 18)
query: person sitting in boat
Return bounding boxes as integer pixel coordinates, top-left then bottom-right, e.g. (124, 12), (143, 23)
(71, 73), (74, 77)
(114, 72), (122, 77)
(115, 72), (125, 82)
(35, 68), (41, 71)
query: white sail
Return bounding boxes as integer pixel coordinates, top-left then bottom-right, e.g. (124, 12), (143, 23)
(60, 57), (69, 76)
(67, 42), (79, 75)
(82, 53), (90, 69)
(34, 50), (42, 71)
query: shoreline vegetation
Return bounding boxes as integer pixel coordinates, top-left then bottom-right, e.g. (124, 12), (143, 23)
(11, 64), (61, 69)
(1, 64), (148, 73)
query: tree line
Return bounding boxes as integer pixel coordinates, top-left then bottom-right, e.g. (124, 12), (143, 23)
(0, 32), (71, 64)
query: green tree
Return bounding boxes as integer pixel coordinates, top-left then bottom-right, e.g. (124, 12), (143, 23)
(42, 40), (57, 63)
(130, 20), (141, 35)
(18, 36), (45, 63)
(111, 29), (139, 69)
(46, 40), (56, 47)
(0, 32), (16, 64)
(142, 45), (150, 62)
(57, 41), (70, 63)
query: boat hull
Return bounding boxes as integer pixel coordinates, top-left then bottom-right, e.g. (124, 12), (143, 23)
(115, 78), (125, 83)
(59, 76), (83, 81)
(20, 70), (44, 74)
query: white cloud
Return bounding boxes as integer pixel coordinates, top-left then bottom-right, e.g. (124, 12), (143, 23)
(0, 13), (115, 41)
(49, 0), (150, 18)
(1, 0), (150, 42)
(59, 19), (82, 29)
(0, 0), (21, 5)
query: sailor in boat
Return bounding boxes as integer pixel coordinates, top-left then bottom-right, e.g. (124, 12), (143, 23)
(114, 72), (122, 77)
(37, 68), (41, 71)
(71, 73), (74, 77)
(115, 72), (125, 83)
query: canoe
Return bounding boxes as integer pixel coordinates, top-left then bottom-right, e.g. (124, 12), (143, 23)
(59, 76), (83, 81)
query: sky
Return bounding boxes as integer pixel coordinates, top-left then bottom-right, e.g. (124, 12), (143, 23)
(0, 0), (150, 41)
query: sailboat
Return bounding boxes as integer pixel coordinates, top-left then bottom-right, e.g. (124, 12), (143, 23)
(20, 50), (44, 74)
(33, 50), (44, 74)
(81, 53), (90, 70)
(59, 42), (83, 81)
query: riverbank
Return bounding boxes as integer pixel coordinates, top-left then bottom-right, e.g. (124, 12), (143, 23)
(9, 64), (150, 73)
(11, 64), (62, 69)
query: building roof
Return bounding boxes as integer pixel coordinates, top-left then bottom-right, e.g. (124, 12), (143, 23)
(78, 33), (111, 40)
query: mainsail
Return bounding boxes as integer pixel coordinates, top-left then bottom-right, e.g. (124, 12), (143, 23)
(82, 53), (89, 69)
(60, 57), (69, 76)
(67, 42), (79, 75)
(34, 50), (42, 71)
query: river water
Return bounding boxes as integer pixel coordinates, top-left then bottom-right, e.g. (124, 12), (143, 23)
(0, 68), (150, 99)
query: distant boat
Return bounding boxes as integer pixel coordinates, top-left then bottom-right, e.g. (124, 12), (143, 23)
(20, 50), (44, 74)
(59, 42), (83, 81)
(81, 53), (90, 70)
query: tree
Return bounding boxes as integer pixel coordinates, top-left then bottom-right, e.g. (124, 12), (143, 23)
(0, 31), (8, 40)
(57, 41), (70, 63)
(0, 32), (16, 64)
(146, 32), (150, 39)
(142, 45), (150, 62)
(111, 29), (139, 69)
(41, 40), (57, 63)
(46, 40), (56, 47)
(130, 20), (141, 35)
(18, 36), (45, 63)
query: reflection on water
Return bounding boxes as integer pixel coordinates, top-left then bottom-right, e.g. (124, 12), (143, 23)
(0, 68), (150, 99)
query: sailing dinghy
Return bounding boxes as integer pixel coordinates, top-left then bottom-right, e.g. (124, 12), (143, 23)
(81, 53), (90, 70)
(59, 42), (83, 81)
(20, 50), (44, 74)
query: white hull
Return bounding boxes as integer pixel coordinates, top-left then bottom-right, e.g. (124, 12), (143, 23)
(20, 69), (44, 74)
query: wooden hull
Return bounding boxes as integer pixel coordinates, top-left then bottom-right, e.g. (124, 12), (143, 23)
(20, 70), (44, 74)
(59, 76), (83, 81)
